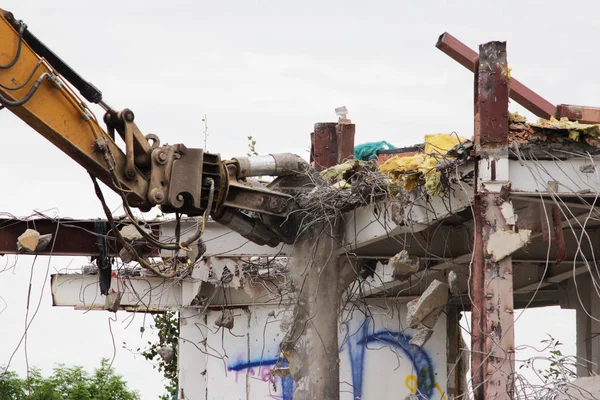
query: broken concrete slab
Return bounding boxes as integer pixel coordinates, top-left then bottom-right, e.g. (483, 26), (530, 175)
(390, 250), (419, 278)
(406, 279), (448, 328)
(17, 229), (52, 252)
(448, 270), (460, 296)
(486, 229), (531, 262)
(409, 323), (434, 347)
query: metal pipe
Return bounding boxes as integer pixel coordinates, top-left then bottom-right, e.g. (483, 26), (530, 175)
(214, 208), (280, 247)
(232, 153), (308, 178)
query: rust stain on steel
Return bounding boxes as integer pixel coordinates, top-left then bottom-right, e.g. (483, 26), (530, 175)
(0, 218), (159, 257)
(311, 122), (356, 171)
(436, 32), (478, 72)
(311, 122), (339, 172)
(481, 191), (515, 400)
(475, 40), (515, 400)
(437, 32), (555, 120)
(471, 196), (485, 400)
(336, 123), (355, 163)
(548, 181), (566, 265)
(552, 203), (566, 264)
(557, 104), (600, 124)
(476, 41), (509, 149)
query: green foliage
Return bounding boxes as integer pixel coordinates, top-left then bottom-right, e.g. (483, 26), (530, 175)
(139, 312), (179, 400)
(247, 135), (258, 157)
(520, 334), (577, 386)
(0, 358), (140, 400)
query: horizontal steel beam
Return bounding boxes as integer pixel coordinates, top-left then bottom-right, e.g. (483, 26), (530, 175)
(0, 218), (137, 257)
(51, 273), (183, 311)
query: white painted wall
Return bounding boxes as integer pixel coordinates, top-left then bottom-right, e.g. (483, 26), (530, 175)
(178, 301), (448, 400)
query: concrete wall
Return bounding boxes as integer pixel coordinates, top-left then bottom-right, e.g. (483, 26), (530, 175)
(178, 301), (448, 400)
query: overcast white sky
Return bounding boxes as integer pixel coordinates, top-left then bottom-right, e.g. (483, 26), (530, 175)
(0, 0), (588, 398)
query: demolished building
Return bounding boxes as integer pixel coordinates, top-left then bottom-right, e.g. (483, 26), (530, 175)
(4, 32), (600, 400)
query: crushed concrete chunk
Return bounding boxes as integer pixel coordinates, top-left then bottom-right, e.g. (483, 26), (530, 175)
(406, 279), (449, 328)
(119, 247), (136, 264)
(215, 309), (234, 329)
(105, 292), (123, 312)
(157, 346), (175, 364)
(119, 224), (151, 242)
(448, 270), (460, 296)
(486, 229), (531, 262)
(409, 323), (434, 347)
(118, 225), (152, 263)
(390, 250), (419, 278)
(500, 201), (517, 225)
(17, 229), (52, 252)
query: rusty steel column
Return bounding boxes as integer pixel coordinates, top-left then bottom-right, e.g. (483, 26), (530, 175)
(473, 41), (515, 400)
(336, 122), (355, 163)
(310, 122), (355, 172)
(471, 194), (485, 399)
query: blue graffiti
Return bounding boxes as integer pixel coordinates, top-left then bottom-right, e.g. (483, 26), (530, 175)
(359, 331), (436, 399)
(228, 319), (436, 400)
(228, 357), (294, 400)
(343, 316), (436, 400)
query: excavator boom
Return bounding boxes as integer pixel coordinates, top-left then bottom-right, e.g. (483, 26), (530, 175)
(0, 7), (309, 248)
(0, 8), (149, 207)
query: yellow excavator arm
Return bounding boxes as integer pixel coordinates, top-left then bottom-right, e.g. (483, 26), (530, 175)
(0, 8), (309, 247)
(0, 8), (152, 206)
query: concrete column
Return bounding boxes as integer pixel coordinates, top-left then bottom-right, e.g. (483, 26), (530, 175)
(284, 222), (342, 400)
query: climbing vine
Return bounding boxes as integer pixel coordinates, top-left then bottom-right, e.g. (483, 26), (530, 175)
(247, 135), (258, 157)
(139, 312), (179, 400)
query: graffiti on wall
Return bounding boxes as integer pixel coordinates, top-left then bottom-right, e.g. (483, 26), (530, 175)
(227, 318), (446, 400)
(228, 358), (294, 400)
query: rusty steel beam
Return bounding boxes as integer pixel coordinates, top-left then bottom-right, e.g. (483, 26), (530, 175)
(0, 218), (158, 257)
(474, 41), (515, 400)
(437, 32), (556, 120)
(556, 104), (600, 124)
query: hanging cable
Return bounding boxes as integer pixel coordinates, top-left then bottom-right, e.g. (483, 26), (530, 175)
(90, 174), (177, 279)
(0, 22), (25, 70)
(0, 59), (43, 91)
(0, 72), (49, 107)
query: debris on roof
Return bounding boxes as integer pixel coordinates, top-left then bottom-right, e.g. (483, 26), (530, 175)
(510, 112), (600, 147)
(379, 133), (469, 197)
(354, 140), (396, 161)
